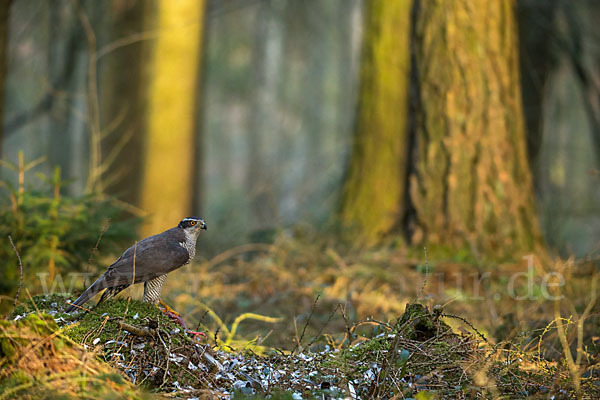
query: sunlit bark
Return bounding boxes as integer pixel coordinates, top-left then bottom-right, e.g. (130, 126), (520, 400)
(140, 0), (206, 235)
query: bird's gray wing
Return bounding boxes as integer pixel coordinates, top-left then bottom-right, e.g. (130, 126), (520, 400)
(66, 228), (189, 312)
(102, 232), (190, 288)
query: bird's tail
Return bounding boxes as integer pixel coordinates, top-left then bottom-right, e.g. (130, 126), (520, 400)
(66, 278), (106, 313)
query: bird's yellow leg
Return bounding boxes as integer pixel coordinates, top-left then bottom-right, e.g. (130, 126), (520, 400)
(159, 300), (180, 316)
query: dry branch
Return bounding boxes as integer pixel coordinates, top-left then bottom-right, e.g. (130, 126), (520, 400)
(116, 321), (155, 337)
(8, 235), (23, 313)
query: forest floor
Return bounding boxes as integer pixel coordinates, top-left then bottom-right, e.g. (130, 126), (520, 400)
(1, 234), (599, 399)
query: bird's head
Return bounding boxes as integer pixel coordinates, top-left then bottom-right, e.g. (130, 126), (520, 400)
(178, 217), (207, 235)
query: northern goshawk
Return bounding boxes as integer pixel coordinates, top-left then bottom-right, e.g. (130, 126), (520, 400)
(66, 217), (207, 313)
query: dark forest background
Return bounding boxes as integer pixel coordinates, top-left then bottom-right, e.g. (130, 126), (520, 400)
(1, 0), (598, 261)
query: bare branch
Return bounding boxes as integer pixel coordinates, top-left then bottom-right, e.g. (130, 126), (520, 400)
(84, 219), (110, 290)
(8, 235), (23, 313)
(117, 320), (154, 337)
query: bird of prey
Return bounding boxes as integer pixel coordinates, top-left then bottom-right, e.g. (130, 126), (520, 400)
(66, 217), (207, 313)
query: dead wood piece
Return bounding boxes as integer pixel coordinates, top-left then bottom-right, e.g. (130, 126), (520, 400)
(117, 321), (154, 337)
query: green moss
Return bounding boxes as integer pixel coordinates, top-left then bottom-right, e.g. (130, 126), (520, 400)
(343, 335), (390, 363)
(64, 298), (181, 346)
(406, 244), (480, 264)
(11, 293), (76, 321)
(396, 303), (451, 341)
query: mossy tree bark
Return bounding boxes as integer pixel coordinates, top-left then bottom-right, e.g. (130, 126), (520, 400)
(409, 0), (542, 257)
(340, 0), (542, 257)
(339, 0), (413, 245)
(139, 0), (206, 235)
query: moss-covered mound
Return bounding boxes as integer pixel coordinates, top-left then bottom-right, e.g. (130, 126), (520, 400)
(8, 295), (596, 399)
(13, 295), (221, 392)
(0, 312), (155, 399)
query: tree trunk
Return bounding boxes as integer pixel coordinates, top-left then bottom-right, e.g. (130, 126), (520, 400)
(0, 0), (12, 157)
(516, 0), (559, 166)
(139, 0), (206, 235)
(409, 0), (541, 257)
(246, 0), (285, 232)
(339, 0), (413, 245)
(99, 0), (149, 206)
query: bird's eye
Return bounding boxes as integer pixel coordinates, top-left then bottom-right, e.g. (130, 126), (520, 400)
(190, 221), (196, 226)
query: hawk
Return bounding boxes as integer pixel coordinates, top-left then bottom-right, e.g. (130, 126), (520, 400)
(66, 217), (207, 313)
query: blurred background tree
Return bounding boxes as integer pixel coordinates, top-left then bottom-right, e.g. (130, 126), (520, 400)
(0, 0), (598, 265)
(0, 0), (11, 157)
(138, 0), (205, 236)
(339, 0), (412, 245)
(408, 0), (541, 258)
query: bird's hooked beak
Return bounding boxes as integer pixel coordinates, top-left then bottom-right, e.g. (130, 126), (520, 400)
(200, 220), (207, 230)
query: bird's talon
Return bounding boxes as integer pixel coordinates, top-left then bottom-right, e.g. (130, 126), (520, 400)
(159, 300), (180, 316)
(166, 311), (187, 329)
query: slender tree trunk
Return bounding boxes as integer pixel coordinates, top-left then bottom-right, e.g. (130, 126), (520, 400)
(409, 0), (542, 257)
(99, 0), (148, 206)
(560, 2), (600, 159)
(47, 2), (79, 193)
(516, 0), (559, 166)
(336, 0), (362, 146)
(247, 0), (284, 231)
(139, 0), (206, 235)
(339, 0), (413, 245)
(303, 3), (326, 187)
(0, 0), (12, 157)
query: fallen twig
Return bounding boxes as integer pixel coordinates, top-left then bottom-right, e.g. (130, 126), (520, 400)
(117, 321), (155, 337)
